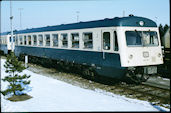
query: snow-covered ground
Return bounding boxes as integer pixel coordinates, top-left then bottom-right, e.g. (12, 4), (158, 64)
(1, 58), (170, 112)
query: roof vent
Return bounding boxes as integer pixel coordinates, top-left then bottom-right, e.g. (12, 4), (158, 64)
(129, 14), (134, 17)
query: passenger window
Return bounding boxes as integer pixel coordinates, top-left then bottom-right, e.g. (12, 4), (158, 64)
(83, 32), (93, 49)
(38, 35), (43, 46)
(13, 36), (15, 42)
(52, 34), (58, 47)
(33, 35), (37, 46)
(28, 35), (31, 45)
(103, 32), (110, 50)
(45, 34), (50, 46)
(24, 36), (27, 45)
(61, 33), (68, 48)
(114, 31), (119, 51)
(19, 36), (23, 45)
(71, 33), (79, 48)
(9, 36), (12, 42)
(15, 36), (18, 45)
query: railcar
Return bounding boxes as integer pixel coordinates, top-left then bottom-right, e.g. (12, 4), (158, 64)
(0, 15), (164, 83)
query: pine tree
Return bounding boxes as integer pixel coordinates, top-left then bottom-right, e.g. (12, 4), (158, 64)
(1, 52), (31, 96)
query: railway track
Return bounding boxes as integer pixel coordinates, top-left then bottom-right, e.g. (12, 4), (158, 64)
(142, 82), (170, 90)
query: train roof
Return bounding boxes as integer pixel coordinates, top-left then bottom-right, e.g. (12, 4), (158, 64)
(0, 15), (157, 35)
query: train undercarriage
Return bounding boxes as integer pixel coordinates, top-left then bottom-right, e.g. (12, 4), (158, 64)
(0, 49), (162, 84)
(125, 66), (156, 84)
(14, 53), (155, 84)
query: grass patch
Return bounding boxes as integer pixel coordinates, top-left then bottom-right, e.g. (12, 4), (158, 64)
(7, 94), (32, 102)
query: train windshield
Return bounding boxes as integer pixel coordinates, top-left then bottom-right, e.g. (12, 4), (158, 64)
(126, 31), (159, 47)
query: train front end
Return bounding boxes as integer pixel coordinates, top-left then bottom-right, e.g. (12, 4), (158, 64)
(118, 16), (163, 82)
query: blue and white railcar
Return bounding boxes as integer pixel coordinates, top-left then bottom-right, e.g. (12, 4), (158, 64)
(0, 15), (163, 82)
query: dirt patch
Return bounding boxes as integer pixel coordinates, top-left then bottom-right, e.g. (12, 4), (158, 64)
(7, 94), (32, 102)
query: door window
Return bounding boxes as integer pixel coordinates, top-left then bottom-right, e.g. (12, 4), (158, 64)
(114, 31), (119, 51)
(103, 32), (110, 50)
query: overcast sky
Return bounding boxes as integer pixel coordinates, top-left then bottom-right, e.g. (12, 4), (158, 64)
(1, 0), (170, 32)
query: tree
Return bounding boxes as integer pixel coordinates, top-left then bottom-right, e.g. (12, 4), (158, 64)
(159, 24), (170, 46)
(164, 24), (169, 34)
(1, 52), (31, 96)
(159, 24), (164, 38)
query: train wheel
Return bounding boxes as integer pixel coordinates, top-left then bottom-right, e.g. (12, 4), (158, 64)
(83, 68), (96, 81)
(140, 74), (150, 82)
(126, 72), (141, 84)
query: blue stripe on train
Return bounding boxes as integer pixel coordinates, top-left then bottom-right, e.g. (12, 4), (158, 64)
(13, 46), (126, 79)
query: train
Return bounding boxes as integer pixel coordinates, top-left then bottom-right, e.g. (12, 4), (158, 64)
(0, 15), (164, 83)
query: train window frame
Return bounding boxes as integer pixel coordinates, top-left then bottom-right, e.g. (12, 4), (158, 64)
(113, 31), (119, 51)
(15, 35), (18, 45)
(71, 33), (79, 48)
(82, 32), (93, 49)
(38, 34), (43, 46)
(0, 37), (3, 44)
(28, 35), (32, 46)
(61, 33), (68, 48)
(19, 35), (23, 45)
(103, 32), (111, 50)
(125, 31), (159, 47)
(45, 34), (50, 46)
(52, 34), (58, 47)
(24, 35), (27, 45)
(33, 35), (37, 46)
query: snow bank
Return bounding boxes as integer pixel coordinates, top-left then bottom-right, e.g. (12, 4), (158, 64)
(1, 59), (170, 112)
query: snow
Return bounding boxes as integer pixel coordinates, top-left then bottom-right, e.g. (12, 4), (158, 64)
(1, 58), (170, 112)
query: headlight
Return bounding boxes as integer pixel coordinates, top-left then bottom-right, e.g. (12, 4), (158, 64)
(129, 54), (133, 59)
(158, 53), (161, 57)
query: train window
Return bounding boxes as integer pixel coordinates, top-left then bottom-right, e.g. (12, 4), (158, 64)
(33, 35), (37, 46)
(13, 36), (15, 43)
(9, 36), (12, 42)
(0, 38), (1, 44)
(28, 35), (32, 45)
(52, 34), (58, 47)
(13, 36), (15, 42)
(5, 37), (7, 44)
(45, 34), (50, 46)
(4, 38), (6, 44)
(0, 37), (2, 44)
(71, 33), (79, 48)
(61, 33), (68, 48)
(142, 31), (159, 46)
(83, 32), (93, 49)
(126, 31), (159, 47)
(103, 32), (110, 50)
(114, 31), (119, 51)
(24, 36), (27, 45)
(38, 34), (43, 46)
(19, 36), (23, 45)
(1, 38), (3, 44)
(15, 36), (18, 45)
